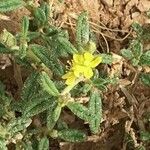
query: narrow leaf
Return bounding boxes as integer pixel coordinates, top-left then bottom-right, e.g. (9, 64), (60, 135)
(38, 137), (49, 150)
(0, 0), (25, 12)
(67, 101), (91, 122)
(140, 51), (150, 66)
(39, 71), (59, 96)
(7, 118), (32, 135)
(21, 72), (40, 101)
(23, 95), (56, 118)
(47, 105), (61, 130)
(140, 73), (150, 87)
(58, 129), (86, 142)
(88, 91), (102, 134)
(76, 11), (89, 46)
(22, 16), (29, 37)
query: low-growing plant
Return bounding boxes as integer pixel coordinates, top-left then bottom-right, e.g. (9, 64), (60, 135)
(0, 0), (114, 149)
(0, 0), (149, 149)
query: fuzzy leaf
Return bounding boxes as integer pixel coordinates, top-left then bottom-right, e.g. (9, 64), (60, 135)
(140, 131), (150, 141)
(76, 11), (89, 47)
(22, 94), (56, 118)
(56, 37), (77, 54)
(22, 16), (29, 37)
(41, 2), (50, 23)
(21, 72), (41, 101)
(100, 53), (113, 64)
(92, 77), (111, 91)
(0, 43), (12, 53)
(121, 49), (133, 60)
(39, 72), (59, 96)
(131, 40), (143, 59)
(7, 117), (32, 135)
(30, 44), (64, 76)
(0, 0), (25, 12)
(34, 7), (46, 27)
(140, 51), (150, 66)
(0, 29), (17, 48)
(0, 138), (7, 150)
(132, 22), (143, 36)
(88, 91), (102, 134)
(67, 101), (91, 122)
(47, 105), (61, 130)
(140, 73), (150, 87)
(38, 137), (49, 150)
(58, 129), (86, 142)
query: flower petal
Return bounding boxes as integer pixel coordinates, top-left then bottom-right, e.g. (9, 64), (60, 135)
(65, 75), (76, 85)
(73, 54), (84, 64)
(84, 52), (94, 62)
(90, 56), (102, 68)
(62, 71), (74, 79)
(73, 65), (85, 77)
(83, 67), (93, 79)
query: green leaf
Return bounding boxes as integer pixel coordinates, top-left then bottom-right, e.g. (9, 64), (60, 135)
(132, 22), (143, 36)
(131, 58), (139, 66)
(100, 54), (113, 64)
(22, 94), (56, 118)
(34, 7), (46, 27)
(131, 40), (143, 59)
(140, 50), (150, 66)
(21, 72), (41, 101)
(0, 43), (13, 53)
(47, 105), (61, 130)
(140, 131), (150, 141)
(67, 101), (91, 122)
(7, 118), (32, 135)
(38, 137), (49, 150)
(121, 49), (133, 60)
(88, 91), (102, 134)
(58, 129), (86, 142)
(0, 29), (17, 48)
(76, 11), (89, 47)
(41, 2), (50, 23)
(0, 138), (7, 150)
(140, 73), (150, 86)
(39, 71), (59, 96)
(30, 44), (63, 75)
(0, 0), (25, 12)
(22, 16), (29, 37)
(56, 37), (77, 54)
(92, 77), (111, 91)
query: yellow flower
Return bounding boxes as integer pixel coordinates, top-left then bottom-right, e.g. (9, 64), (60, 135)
(62, 52), (102, 85)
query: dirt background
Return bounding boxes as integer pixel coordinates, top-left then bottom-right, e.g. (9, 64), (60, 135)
(0, 0), (150, 150)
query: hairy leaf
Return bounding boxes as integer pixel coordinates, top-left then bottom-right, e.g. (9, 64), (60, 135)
(101, 54), (113, 64)
(121, 49), (133, 60)
(140, 51), (150, 66)
(38, 137), (49, 150)
(67, 101), (91, 122)
(22, 16), (29, 38)
(39, 72), (59, 96)
(58, 129), (86, 142)
(22, 94), (56, 118)
(47, 105), (61, 130)
(0, 138), (7, 150)
(88, 91), (102, 134)
(34, 7), (46, 27)
(21, 72), (41, 101)
(140, 131), (150, 141)
(0, 0), (25, 12)
(140, 73), (150, 87)
(7, 117), (32, 135)
(76, 11), (89, 47)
